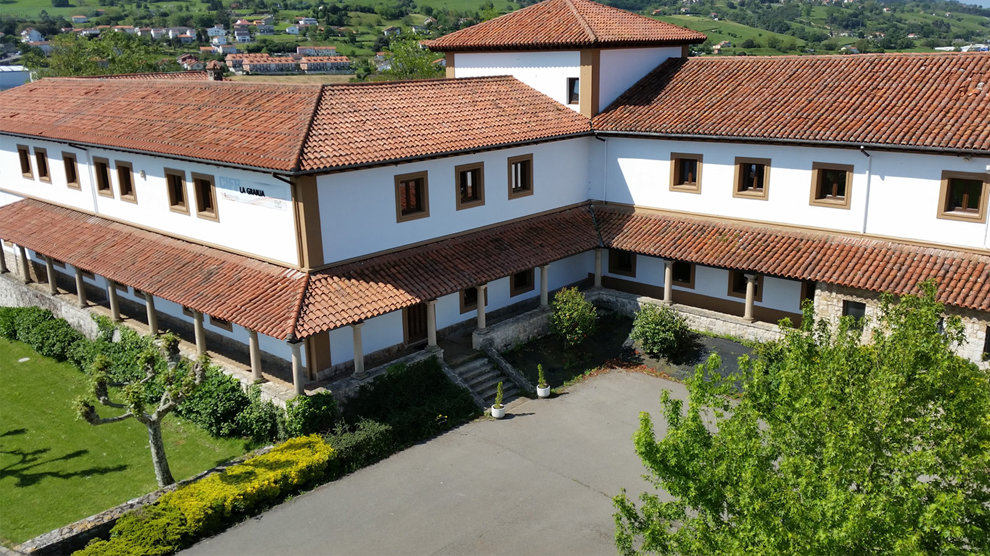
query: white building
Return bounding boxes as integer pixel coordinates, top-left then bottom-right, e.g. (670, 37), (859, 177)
(0, 0), (988, 398)
(0, 66), (30, 90)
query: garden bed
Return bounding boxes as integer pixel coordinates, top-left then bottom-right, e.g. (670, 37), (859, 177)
(502, 309), (754, 389)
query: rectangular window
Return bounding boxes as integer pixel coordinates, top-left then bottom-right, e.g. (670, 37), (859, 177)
(983, 326), (990, 361)
(567, 77), (579, 105)
(51, 258), (65, 268)
(459, 286), (487, 314)
(671, 261), (695, 288)
(842, 300), (866, 322)
(93, 157), (112, 197)
(938, 171), (988, 222)
(455, 162), (484, 210)
(810, 162), (853, 209)
(80, 270), (95, 280)
(508, 154), (533, 199)
(510, 268), (535, 297)
(733, 157), (771, 200)
(192, 173), (218, 220)
(17, 145), (32, 178)
(63, 152), (80, 189)
(165, 169), (188, 213)
(34, 148), (50, 183)
(670, 153), (702, 193)
(394, 171), (429, 222)
(208, 315), (233, 331)
(116, 161), (136, 202)
(727, 270), (763, 301)
(608, 249), (636, 277)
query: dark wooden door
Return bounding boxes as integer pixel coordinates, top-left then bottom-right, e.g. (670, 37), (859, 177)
(404, 303), (428, 346)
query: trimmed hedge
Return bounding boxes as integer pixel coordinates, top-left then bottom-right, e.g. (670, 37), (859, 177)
(325, 419), (395, 478)
(286, 391), (339, 437)
(75, 436), (334, 556)
(0, 307), (86, 362)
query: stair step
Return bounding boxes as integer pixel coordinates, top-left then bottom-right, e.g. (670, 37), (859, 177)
(465, 370), (500, 388)
(459, 363), (496, 383)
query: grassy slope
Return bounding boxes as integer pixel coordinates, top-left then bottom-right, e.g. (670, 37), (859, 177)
(0, 338), (248, 547)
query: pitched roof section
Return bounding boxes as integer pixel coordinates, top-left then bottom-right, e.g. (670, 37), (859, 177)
(70, 71), (212, 80)
(594, 53), (990, 153)
(423, 0), (704, 51)
(294, 205), (599, 336)
(297, 76), (590, 171)
(0, 78), (321, 171)
(0, 200), (307, 339)
(595, 205), (990, 313)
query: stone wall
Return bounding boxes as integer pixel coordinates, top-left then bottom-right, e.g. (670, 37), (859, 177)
(472, 306), (551, 350)
(815, 283), (989, 368)
(0, 273), (100, 339)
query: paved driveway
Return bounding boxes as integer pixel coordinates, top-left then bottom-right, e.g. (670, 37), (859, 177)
(184, 371), (686, 556)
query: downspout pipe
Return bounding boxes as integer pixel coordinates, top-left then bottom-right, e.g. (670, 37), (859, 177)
(859, 146), (872, 235)
(594, 134), (607, 203)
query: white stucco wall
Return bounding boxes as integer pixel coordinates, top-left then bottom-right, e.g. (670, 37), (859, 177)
(598, 47), (681, 110)
(317, 139), (592, 263)
(599, 137), (990, 250)
(0, 139), (300, 265)
(328, 310), (404, 366)
(452, 51), (581, 110)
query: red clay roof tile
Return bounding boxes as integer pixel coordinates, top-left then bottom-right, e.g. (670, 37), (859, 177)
(0, 200), (307, 338)
(423, 0), (705, 51)
(593, 53), (990, 153)
(595, 205), (990, 313)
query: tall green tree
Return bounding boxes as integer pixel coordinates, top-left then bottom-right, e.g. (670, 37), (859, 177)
(614, 281), (990, 554)
(383, 36), (442, 80)
(27, 32), (178, 77)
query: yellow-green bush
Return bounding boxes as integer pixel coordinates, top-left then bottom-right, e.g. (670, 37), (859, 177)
(76, 436), (334, 555)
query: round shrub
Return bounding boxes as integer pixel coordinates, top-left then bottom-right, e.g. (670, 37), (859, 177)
(549, 287), (597, 347)
(630, 303), (689, 359)
(177, 369), (251, 437)
(234, 385), (286, 443)
(285, 391), (339, 438)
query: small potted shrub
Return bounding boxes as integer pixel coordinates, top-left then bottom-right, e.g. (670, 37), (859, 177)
(491, 381), (506, 419)
(536, 363), (550, 398)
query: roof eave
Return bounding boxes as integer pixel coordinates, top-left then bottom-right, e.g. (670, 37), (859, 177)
(425, 37), (705, 52)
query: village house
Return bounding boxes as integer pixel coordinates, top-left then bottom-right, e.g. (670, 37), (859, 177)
(297, 46), (338, 56)
(0, 0), (987, 398)
(19, 28), (43, 43)
(298, 56), (351, 73)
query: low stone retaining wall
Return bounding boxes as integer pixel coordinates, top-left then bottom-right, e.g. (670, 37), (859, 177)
(0, 274), (100, 339)
(472, 306), (551, 351)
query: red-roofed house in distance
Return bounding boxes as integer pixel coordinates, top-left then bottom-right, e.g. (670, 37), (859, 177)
(0, 0), (987, 402)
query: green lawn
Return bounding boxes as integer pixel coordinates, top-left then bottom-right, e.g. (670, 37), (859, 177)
(0, 338), (249, 547)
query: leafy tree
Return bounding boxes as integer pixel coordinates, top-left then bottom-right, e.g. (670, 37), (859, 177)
(549, 287), (597, 348)
(383, 36), (442, 80)
(629, 303), (689, 359)
(614, 282), (990, 554)
(76, 333), (207, 488)
(30, 32), (178, 77)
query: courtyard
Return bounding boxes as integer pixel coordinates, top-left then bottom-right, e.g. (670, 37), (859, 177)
(184, 370), (686, 556)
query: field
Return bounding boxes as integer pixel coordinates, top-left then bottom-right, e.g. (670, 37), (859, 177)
(658, 14), (806, 54)
(0, 338), (249, 547)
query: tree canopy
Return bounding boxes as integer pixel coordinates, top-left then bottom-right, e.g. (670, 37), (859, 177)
(614, 281), (990, 554)
(24, 32), (177, 78)
(383, 36), (443, 80)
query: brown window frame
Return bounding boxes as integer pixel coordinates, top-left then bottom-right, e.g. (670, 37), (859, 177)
(208, 314), (233, 331)
(459, 286), (488, 314)
(670, 261), (695, 289)
(810, 162), (853, 209)
(165, 168), (189, 214)
(62, 152), (80, 189)
(455, 162), (485, 210)
(394, 171), (430, 222)
(34, 148), (50, 183)
(510, 268), (535, 297)
(192, 172), (219, 221)
(93, 157), (113, 197)
(17, 145), (32, 178)
(507, 154), (534, 199)
(566, 77), (579, 105)
(733, 157), (771, 200)
(727, 270), (763, 302)
(608, 249), (637, 277)
(669, 153), (702, 193)
(116, 161), (137, 203)
(937, 170), (988, 223)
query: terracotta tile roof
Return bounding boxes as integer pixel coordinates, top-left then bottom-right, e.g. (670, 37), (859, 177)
(594, 53), (990, 153)
(296, 76), (590, 171)
(70, 70), (212, 80)
(294, 205), (598, 336)
(0, 78), (323, 171)
(0, 200), (306, 338)
(299, 56), (350, 62)
(423, 0), (705, 51)
(595, 205), (990, 313)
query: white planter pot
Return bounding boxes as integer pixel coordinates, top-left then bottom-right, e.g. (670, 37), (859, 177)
(536, 385), (551, 398)
(491, 405), (505, 419)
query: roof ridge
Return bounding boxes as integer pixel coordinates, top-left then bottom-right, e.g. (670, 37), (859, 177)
(288, 272), (310, 340)
(564, 0), (598, 43)
(291, 84), (326, 172)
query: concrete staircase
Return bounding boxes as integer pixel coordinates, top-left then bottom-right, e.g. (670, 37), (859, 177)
(452, 355), (519, 407)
